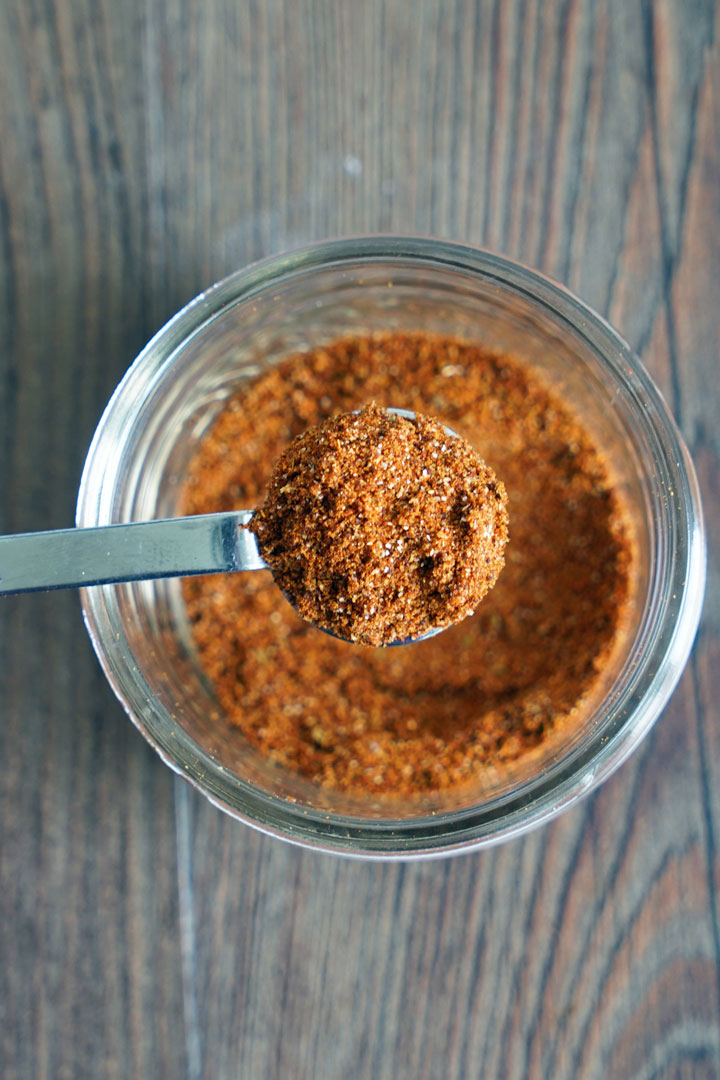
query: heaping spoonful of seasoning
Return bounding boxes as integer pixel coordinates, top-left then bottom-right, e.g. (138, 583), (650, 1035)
(0, 405), (509, 646)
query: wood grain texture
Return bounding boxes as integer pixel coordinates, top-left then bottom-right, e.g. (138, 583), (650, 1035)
(0, 0), (718, 1077)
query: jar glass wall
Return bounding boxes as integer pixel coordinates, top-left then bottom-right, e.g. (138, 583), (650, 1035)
(77, 238), (706, 858)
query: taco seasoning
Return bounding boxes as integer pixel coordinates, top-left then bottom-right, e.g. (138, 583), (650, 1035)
(182, 332), (634, 798)
(251, 403), (509, 646)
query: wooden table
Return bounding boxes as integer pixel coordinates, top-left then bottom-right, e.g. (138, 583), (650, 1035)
(1, 2), (718, 1076)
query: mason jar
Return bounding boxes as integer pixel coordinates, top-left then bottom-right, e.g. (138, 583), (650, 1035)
(76, 237), (706, 858)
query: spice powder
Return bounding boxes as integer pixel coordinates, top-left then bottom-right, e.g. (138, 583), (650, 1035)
(181, 332), (634, 798)
(251, 403), (509, 646)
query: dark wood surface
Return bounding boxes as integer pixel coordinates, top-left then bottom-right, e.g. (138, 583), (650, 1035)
(1, 1), (718, 1076)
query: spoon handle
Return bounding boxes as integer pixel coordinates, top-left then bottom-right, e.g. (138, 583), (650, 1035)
(0, 511), (267, 595)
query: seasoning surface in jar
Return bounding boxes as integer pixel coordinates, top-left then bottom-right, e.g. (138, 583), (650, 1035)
(181, 332), (634, 798)
(251, 403), (509, 646)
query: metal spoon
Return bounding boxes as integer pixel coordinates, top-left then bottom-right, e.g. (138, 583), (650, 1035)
(0, 509), (266, 595)
(0, 408), (454, 644)
(0, 511), (441, 645)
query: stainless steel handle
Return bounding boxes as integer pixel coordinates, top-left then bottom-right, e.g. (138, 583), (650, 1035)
(0, 511), (267, 595)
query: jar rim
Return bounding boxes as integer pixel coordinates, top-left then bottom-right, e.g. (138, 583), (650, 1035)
(77, 237), (706, 858)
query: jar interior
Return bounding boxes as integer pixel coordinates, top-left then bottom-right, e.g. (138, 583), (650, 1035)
(105, 263), (651, 821)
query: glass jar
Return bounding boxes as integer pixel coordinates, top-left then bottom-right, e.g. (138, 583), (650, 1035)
(77, 238), (706, 858)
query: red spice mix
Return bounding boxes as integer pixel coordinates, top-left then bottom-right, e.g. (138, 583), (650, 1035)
(251, 403), (509, 646)
(181, 332), (634, 797)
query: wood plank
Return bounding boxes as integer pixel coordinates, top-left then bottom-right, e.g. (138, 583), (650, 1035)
(0, 0), (718, 1076)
